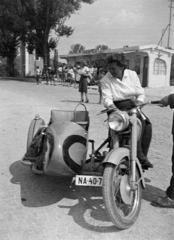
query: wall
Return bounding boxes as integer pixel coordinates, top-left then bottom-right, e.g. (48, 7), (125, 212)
(147, 49), (172, 88)
(25, 50), (44, 76)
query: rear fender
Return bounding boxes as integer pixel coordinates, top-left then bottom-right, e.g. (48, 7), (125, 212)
(103, 147), (145, 189)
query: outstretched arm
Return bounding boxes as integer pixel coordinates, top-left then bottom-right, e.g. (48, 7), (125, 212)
(160, 94), (174, 108)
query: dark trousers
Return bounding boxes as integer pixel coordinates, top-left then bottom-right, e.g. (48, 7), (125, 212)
(113, 100), (152, 160)
(166, 134), (174, 200)
(137, 114), (152, 159)
(36, 75), (39, 84)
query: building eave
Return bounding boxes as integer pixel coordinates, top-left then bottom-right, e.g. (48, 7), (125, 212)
(60, 44), (174, 60)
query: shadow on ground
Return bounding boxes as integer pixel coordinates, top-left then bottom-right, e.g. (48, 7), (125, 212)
(88, 92), (98, 95)
(9, 160), (73, 207)
(61, 100), (99, 104)
(143, 182), (166, 202)
(9, 160), (118, 233)
(61, 100), (82, 103)
(9, 161), (165, 233)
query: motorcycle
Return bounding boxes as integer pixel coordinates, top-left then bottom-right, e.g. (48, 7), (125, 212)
(21, 101), (159, 229)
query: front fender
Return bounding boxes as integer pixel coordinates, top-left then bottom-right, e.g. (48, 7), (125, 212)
(103, 147), (130, 165)
(103, 147), (145, 189)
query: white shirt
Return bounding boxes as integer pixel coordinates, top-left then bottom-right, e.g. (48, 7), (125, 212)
(89, 67), (94, 75)
(58, 67), (62, 72)
(78, 66), (90, 76)
(36, 68), (40, 75)
(101, 69), (145, 108)
(68, 68), (75, 79)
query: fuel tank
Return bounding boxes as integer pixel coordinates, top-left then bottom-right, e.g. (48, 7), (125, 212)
(43, 121), (88, 176)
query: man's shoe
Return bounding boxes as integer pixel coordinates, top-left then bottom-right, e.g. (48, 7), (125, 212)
(151, 196), (174, 208)
(139, 158), (153, 169)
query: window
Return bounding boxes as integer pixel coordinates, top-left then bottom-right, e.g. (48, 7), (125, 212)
(153, 58), (166, 75)
(134, 56), (141, 74)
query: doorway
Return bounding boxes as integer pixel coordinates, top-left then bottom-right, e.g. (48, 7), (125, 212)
(142, 56), (148, 87)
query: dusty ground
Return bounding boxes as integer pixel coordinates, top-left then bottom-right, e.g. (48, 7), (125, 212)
(0, 80), (174, 240)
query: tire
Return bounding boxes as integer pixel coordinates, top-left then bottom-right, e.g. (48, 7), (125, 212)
(102, 160), (142, 229)
(26, 116), (45, 151)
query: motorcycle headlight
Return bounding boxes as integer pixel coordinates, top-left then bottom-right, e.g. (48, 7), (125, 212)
(108, 111), (129, 132)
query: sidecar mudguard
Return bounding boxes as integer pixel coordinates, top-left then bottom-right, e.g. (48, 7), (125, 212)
(27, 115), (45, 150)
(103, 148), (145, 189)
(43, 121), (88, 176)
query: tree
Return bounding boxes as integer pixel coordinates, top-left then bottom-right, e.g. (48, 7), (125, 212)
(0, 0), (96, 75)
(21, 0), (96, 68)
(0, 0), (24, 76)
(95, 45), (109, 51)
(53, 49), (59, 70)
(69, 43), (85, 54)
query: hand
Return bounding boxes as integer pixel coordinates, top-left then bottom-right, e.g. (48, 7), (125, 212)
(107, 104), (118, 114)
(159, 96), (169, 107)
(130, 97), (143, 107)
(108, 104), (117, 110)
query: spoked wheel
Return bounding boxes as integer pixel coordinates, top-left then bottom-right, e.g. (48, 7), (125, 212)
(102, 159), (142, 229)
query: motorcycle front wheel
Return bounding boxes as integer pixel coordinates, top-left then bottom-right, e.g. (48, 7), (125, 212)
(102, 160), (142, 229)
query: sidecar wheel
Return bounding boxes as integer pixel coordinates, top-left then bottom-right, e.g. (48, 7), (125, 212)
(30, 165), (44, 175)
(27, 115), (45, 150)
(102, 160), (142, 229)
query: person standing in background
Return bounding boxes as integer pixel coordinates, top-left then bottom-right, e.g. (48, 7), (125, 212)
(50, 68), (56, 86)
(78, 61), (90, 103)
(67, 66), (75, 87)
(74, 65), (81, 86)
(62, 63), (67, 85)
(58, 65), (63, 82)
(36, 66), (41, 85)
(97, 67), (106, 104)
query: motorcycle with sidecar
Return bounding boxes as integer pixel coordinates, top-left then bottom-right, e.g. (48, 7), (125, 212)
(21, 101), (159, 229)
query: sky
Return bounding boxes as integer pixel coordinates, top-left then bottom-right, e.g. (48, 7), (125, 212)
(56, 0), (174, 57)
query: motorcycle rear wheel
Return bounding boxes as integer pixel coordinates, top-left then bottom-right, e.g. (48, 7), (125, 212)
(102, 160), (142, 229)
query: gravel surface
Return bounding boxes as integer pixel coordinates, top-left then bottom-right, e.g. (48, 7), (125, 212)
(0, 80), (174, 240)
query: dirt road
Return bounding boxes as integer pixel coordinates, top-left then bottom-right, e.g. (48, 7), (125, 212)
(0, 80), (174, 240)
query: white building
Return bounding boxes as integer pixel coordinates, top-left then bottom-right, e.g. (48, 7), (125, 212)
(60, 44), (174, 88)
(19, 43), (44, 77)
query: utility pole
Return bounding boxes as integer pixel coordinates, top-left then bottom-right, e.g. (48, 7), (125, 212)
(161, 29), (165, 46)
(167, 0), (174, 48)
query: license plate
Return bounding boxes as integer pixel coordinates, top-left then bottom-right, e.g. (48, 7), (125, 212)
(75, 175), (103, 187)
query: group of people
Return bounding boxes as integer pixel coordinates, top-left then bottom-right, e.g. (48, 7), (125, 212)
(35, 66), (57, 86)
(72, 61), (106, 103)
(57, 62), (106, 103)
(35, 63), (106, 104)
(58, 64), (77, 87)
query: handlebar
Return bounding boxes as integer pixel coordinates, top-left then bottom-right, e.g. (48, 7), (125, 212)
(150, 100), (160, 104)
(98, 100), (161, 115)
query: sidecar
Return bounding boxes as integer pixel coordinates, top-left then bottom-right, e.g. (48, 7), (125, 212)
(21, 104), (90, 177)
